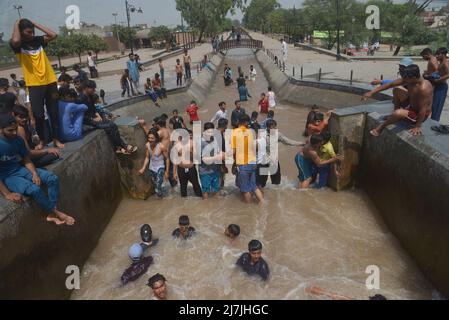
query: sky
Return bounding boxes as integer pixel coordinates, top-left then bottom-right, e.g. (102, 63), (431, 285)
(0, 0), (447, 38)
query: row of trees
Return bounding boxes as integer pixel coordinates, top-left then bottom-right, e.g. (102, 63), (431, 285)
(46, 33), (108, 68)
(242, 0), (447, 55)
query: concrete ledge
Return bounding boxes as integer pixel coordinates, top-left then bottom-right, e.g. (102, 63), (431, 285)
(0, 130), (123, 299)
(293, 43), (352, 61)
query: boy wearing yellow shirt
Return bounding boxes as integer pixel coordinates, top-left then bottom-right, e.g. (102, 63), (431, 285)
(319, 131), (341, 182)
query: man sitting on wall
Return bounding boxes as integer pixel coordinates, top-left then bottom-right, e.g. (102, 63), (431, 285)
(362, 64), (433, 137)
(0, 114), (75, 226)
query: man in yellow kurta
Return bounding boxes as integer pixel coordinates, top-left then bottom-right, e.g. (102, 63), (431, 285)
(10, 19), (64, 149)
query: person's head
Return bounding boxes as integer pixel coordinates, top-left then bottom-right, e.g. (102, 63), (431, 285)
(321, 130), (332, 144)
(128, 53), (134, 60)
(172, 109), (179, 117)
(58, 86), (74, 102)
(12, 104), (29, 127)
(184, 49), (188, 54)
(0, 114), (18, 140)
(400, 64), (421, 84)
(218, 118), (228, 131)
(219, 101), (226, 110)
(225, 224), (240, 239)
(10, 74), (17, 80)
(156, 119), (167, 129)
(312, 105), (319, 112)
(124, 69), (130, 76)
(134, 54), (139, 59)
(128, 243), (143, 262)
(158, 58), (162, 63)
(176, 59), (180, 64)
(60, 66), (67, 73)
(267, 110), (275, 119)
(147, 129), (160, 144)
(250, 65), (254, 70)
(436, 47), (448, 62)
(160, 114), (168, 121)
(178, 215), (190, 236)
(83, 80), (97, 96)
(140, 224), (153, 243)
(203, 122), (215, 141)
(313, 112), (324, 126)
(191, 100), (197, 106)
(235, 100), (241, 109)
(248, 240), (263, 264)
(155, 73), (160, 79)
(19, 19), (35, 41)
(147, 274), (167, 300)
(369, 294), (387, 300)
(74, 79), (82, 92)
(420, 48), (433, 61)
(310, 134), (324, 148)
(268, 86), (272, 92)
(0, 78), (9, 91)
(267, 119), (277, 130)
(251, 111), (258, 121)
(88, 51), (92, 56)
(146, 77), (152, 84)
(260, 93), (266, 99)
(239, 114), (250, 127)
(18, 80), (26, 89)
(398, 57), (414, 73)
(73, 64), (81, 72)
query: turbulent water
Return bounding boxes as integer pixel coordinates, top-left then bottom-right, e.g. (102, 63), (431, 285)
(72, 49), (435, 300)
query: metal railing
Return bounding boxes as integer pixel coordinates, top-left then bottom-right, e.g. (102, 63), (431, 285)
(218, 39), (263, 51)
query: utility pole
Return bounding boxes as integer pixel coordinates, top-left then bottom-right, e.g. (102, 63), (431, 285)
(13, 4), (23, 18)
(113, 13), (124, 55)
(336, 0), (341, 61)
(125, 0), (143, 55)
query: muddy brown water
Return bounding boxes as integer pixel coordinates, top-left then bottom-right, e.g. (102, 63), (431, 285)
(72, 49), (436, 300)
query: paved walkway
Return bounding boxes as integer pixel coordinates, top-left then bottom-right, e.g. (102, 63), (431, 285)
(249, 31), (449, 124)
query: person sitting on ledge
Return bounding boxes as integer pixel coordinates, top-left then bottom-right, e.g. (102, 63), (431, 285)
(0, 114), (75, 226)
(236, 240), (270, 281)
(362, 64), (433, 137)
(58, 87), (88, 143)
(120, 243), (154, 287)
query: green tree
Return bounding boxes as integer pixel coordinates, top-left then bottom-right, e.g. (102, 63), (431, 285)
(243, 0), (280, 33)
(112, 25), (137, 50)
(46, 36), (72, 68)
(67, 33), (90, 64)
(149, 26), (172, 43)
(176, 0), (247, 42)
(87, 34), (109, 59)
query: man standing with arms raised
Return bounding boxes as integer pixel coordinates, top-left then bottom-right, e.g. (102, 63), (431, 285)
(10, 19), (64, 150)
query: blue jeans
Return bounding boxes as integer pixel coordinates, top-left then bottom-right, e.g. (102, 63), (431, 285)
(150, 168), (165, 197)
(3, 167), (59, 213)
(431, 82), (448, 122)
(313, 165), (330, 189)
(237, 164), (257, 193)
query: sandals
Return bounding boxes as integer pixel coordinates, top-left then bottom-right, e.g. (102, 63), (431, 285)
(116, 146), (138, 155)
(431, 125), (449, 135)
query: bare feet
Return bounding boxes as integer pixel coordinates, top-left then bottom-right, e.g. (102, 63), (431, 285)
(54, 139), (65, 149)
(54, 209), (76, 226)
(370, 128), (381, 137)
(46, 214), (66, 226)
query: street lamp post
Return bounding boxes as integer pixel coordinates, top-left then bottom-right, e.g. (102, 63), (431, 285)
(112, 13), (124, 55)
(336, 0), (341, 61)
(13, 5), (23, 18)
(125, 0), (143, 54)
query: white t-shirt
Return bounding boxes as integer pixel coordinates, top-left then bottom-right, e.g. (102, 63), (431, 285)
(211, 109), (228, 123)
(250, 68), (257, 80)
(88, 56), (96, 67)
(281, 41), (288, 60)
(267, 91), (276, 108)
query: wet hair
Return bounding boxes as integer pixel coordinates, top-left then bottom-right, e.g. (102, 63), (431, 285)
(84, 80), (97, 89)
(321, 130), (332, 144)
(420, 48), (433, 56)
(251, 111), (259, 120)
(147, 273), (166, 288)
(401, 65), (421, 79)
(267, 110), (275, 118)
(235, 100), (241, 106)
(436, 47), (448, 56)
(219, 101), (226, 108)
(227, 224), (240, 237)
(0, 78), (9, 88)
(0, 114), (17, 129)
(248, 240), (262, 252)
(204, 122), (215, 131)
(179, 215), (190, 226)
(12, 104), (29, 118)
(310, 134), (324, 146)
(239, 114), (250, 125)
(369, 294), (387, 300)
(157, 119), (167, 128)
(148, 128), (160, 142)
(19, 19), (34, 33)
(218, 118), (228, 129)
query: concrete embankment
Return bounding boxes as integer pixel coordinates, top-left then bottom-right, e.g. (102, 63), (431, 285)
(0, 53), (224, 300)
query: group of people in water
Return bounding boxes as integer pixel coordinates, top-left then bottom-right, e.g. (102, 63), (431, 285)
(120, 219), (268, 300)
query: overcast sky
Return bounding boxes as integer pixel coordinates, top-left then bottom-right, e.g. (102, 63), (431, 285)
(0, 0), (447, 38)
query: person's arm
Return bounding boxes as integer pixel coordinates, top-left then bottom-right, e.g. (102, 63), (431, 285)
(139, 144), (150, 175)
(362, 78), (404, 100)
(434, 64), (449, 84)
(138, 118), (150, 135)
(278, 132), (304, 146)
(309, 149), (342, 167)
(0, 180), (23, 202)
(10, 20), (22, 49)
(22, 156), (41, 186)
(410, 95), (429, 136)
(31, 21), (57, 44)
(210, 112), (219, 123)
(161, 145), (170, 181)
(17, 126), (46, 158)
